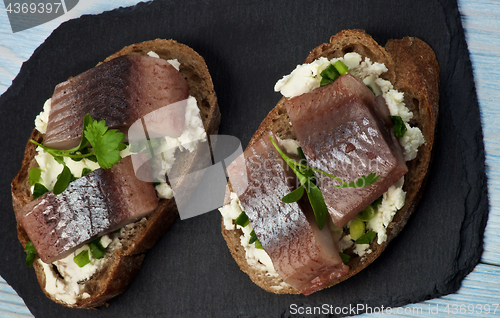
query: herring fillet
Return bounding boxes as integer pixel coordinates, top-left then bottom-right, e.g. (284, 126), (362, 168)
(16, 156), (159, 263)
(44, 55), (190, 150)
(286, 74), (408, 227)
(227, 131), (349, 295)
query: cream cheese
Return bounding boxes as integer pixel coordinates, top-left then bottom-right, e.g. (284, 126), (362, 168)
(218, 193), (280, 277)
(39, 234), (115, 305)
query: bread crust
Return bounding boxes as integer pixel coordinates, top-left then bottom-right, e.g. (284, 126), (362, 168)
(11, 39), (220, 308)
(221, 30), (439, 294)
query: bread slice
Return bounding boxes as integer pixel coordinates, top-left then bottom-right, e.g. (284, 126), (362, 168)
(11, 39), (220, 308)
(221, 29), (439, 294)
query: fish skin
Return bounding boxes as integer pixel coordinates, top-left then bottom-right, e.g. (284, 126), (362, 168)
(17, 156), (158, 263)
(286, 74), (408, 228)
(227, 131), (348, 294)
(44, 55), (189, 150)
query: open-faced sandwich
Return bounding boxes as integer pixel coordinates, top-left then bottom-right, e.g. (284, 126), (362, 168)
(11, 39), (220, 308)
(219, 29), (439, 294)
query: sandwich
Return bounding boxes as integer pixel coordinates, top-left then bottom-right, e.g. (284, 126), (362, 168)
(219, 29), (439, 294)
(11, 39), (220, 308)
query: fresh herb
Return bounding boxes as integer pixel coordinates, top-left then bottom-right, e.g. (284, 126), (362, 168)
(73, 250), (91, 268)
(88, 239), (106, 259)
(339, 252), (351, 265)
(81, 116), (127, 169)
(281, 185), (305, 203)
(52, 166), (76, 195)
(28, 167), (42, 186)
(356, 205), (376, 221)
(235, 211), (250, 227)
(270, 137), (379, 230)
(81, 167), (92, 177)
(32, 183), (49, 199)
(30, 114), (126, 170)
(333, 173), (380, 189)
(349, 218), (366, 241)
(319, 60), (349, 86)
(254, 240), (264, 250)
(355, 231), (377, 245)
(249, 230), (258, 244)
(24, 241), (37, 267)
(388, 116), (407, 138)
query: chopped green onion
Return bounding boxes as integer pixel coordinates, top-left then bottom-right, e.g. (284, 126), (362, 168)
(254, 240), (264, 249)
(32, 183), (49, 199)
(320, 64), (341, 86)
(333, 60), (349, 75)
(28, 167), (42, 186)
(339, 252), (351, 265)
(235, 211), (250, 227)
(356, 205), (376, 221)
(73, 250), (91, 268)
(249, 230), (258, 244)
(24, 241), (37, 267)
(88, 239), (106, 259)
(389, 116), (407, 137)
(355, 231), (377, 245)
(349, 218), (365, 241)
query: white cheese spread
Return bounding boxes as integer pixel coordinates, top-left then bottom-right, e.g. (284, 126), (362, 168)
(39, 234), (115, 305)
(219, 193), (280, 278)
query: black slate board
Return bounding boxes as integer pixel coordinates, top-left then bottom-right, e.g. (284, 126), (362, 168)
(0, 0), (489, 317)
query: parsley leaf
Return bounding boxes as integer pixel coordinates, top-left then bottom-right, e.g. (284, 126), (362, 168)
(30, 114), (125, 170)
(52, 165), (76, 195)
(84, 118), (125, 169)
(24, 241), (37, 267)
(389, 115), (407, 137)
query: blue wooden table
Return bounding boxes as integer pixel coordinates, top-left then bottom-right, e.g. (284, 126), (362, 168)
(1, 1), (498, 317)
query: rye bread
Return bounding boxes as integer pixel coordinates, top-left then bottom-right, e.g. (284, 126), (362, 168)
(11, 39), (220, 308)
(221, 29), (439, 294)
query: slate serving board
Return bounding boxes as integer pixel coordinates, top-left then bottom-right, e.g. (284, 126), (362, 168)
(0, 0), (489, 317)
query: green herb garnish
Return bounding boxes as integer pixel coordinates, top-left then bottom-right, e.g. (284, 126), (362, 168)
(52, 166), (76, 195)
(270, 137), (379, 230)
(24, 241), (37, 267)
(74, 250), (91, 268)
(81, 167), (92, 177)
(235, 211), (250, 227)
(88, 239), (106, 259)
(248, 230), (264, 249)
(355, 231), (377, 245)
(339, 252), (351, 265)
(356, 205), (376, 221)
(349, 218), (366, 241)
(388, 115), (407, 138)
(319, 60), (349, 86)
(333, 173), (380, 189)
(28, 167), (42, 186)
(32, 183), (49, 199)
(30, 114), (125, 170)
